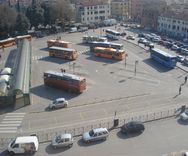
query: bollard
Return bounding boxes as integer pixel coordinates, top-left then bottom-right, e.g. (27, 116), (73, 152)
(113, 118), (119, 127)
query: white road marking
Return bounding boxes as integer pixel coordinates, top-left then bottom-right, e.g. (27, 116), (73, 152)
(0, 113), (25, 134)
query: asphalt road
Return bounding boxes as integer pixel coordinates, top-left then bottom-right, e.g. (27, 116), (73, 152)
(1, 26), (188, 145)
(1, 118), (188, 156)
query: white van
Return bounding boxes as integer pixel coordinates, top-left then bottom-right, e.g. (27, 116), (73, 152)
(7, 135), (39, 155)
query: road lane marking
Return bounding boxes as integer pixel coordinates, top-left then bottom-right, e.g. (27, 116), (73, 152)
(0, 130), (17, 133)
(2, 121), (22, 124)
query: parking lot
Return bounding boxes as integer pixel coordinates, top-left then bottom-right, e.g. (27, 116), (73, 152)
(0, 26), (188, 144)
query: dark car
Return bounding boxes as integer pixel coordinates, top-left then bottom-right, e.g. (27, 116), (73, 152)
(121, 121), (145, 134)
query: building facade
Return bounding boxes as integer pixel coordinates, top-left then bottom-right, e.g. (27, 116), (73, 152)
(158, 15), (188, 39)
(75, 0), (111, 25)
(111, 0), (131, 22)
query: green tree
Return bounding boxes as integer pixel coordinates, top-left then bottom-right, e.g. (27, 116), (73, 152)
(26, 0), (44, 28)
(15, 13), (30, 35)
(0, 5), (17, 39)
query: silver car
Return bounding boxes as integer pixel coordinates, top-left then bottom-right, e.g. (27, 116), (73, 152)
(49, 98), (68, 109)
(180, 110), (188, 121)
(51, 134), (73, 148)
(82, 127), (109, 143)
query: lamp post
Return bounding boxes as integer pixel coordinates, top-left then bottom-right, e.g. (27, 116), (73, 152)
(134, 60), (138, 76)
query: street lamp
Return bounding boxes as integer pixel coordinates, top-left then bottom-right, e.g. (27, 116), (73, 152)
(134, 60), (138, 76)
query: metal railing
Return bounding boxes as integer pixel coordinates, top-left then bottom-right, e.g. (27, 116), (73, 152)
(0, 105), (182, 150)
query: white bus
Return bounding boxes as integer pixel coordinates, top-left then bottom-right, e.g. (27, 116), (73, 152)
(105, 29), (120, 40)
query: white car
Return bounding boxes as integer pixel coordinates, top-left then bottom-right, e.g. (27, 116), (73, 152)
(180, 109), (188, 121)
(126, 35), (135, 40)
(49, 98), (68, 110)
(82, 127), (109, 143)
(51, 133), (73, 148)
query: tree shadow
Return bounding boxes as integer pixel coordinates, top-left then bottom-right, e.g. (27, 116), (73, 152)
(45, 144), (71, 154)
(177, 118), (188, 126)
(143, 58), (173, 73)
(31, 84), (80, 101)
(116, 131), (143, 140)
(39, 56), (71, 64)
(77, 138), (106, 147)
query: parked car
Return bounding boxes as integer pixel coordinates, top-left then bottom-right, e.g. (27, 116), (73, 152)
(82, 127), (109, 143)
(180, 109), (188, 121)
(51, 133), (73, 148)
(138, 33), (145, 38)
(126, 35), (135, 40)
(49, 98), (68, 110)
(121, 121), (145, 134)
(171, 44), (179, 51)
(183, 58), (188, 66)
(152, 37), (161, 43)
(120, 32), (127, 36)
(176, 55), (185, 62)
(180, 48), (188, 55)
(144, 41), (154, 48)
(164, 41), (173, 48)
(138, 38), (147, 44)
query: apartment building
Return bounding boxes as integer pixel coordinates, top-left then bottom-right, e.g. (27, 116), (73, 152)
(75, 0), (111, 25)
(158, 14), (188, 39)
(111, 0), (131, 21)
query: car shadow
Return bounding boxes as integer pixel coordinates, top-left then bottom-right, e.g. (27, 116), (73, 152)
(77, 138), (106, 147)
(177, 118), (188, 125)
(39, 56), (71, 64)
(31, 85), (80, 101)
(45, 144), (71, 154)
(143, 58), (173, 73)
(116, 131), (142, 139)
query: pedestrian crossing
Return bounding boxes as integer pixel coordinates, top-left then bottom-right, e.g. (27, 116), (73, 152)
(0, 113), (25, 133)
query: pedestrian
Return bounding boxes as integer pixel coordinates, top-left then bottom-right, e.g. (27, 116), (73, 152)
(61, 68), (64, 73)
(185, 76), (187, 84)
(179, 85), (182, 95)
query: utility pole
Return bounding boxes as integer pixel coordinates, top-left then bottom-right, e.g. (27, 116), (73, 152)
(134, 60), (138, 76)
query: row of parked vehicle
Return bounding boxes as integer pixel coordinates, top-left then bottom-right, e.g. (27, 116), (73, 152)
(138, 32), (188, 65)
(7, 121), (145, 155)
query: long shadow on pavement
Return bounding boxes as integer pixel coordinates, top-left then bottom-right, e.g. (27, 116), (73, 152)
(86, 54), (118, 64)
(143, 58), (173, 73)
(31, 85), (80, 101)
(40, 47), (49, 52)
(116, 131), (142, 140)
(77, 138), (106, 147)
(45, 144), (71, 154)
(39, 56), (71, 64)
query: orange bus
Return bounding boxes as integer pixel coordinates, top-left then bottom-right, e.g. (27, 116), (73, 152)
(16, 35), (32, 43)
(47, 39), (71, 48)
(49, 46), (78, 60)
(43, 70), (86, 93)
(0, 38), (16, 49)
(93, 47), (125, 60)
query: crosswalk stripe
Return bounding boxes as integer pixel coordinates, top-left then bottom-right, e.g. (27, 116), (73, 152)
(0, 127), (17, 130)
(6, 113), (25, 115)
(2, 121), (22, 124)
(5, 116), (25, 118)
(0, 124), (21, 127)
(0, 130), (17, 133)
(3, 118), (24, 121)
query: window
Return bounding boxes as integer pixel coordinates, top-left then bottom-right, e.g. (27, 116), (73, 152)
(13, 144), (19, 148)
